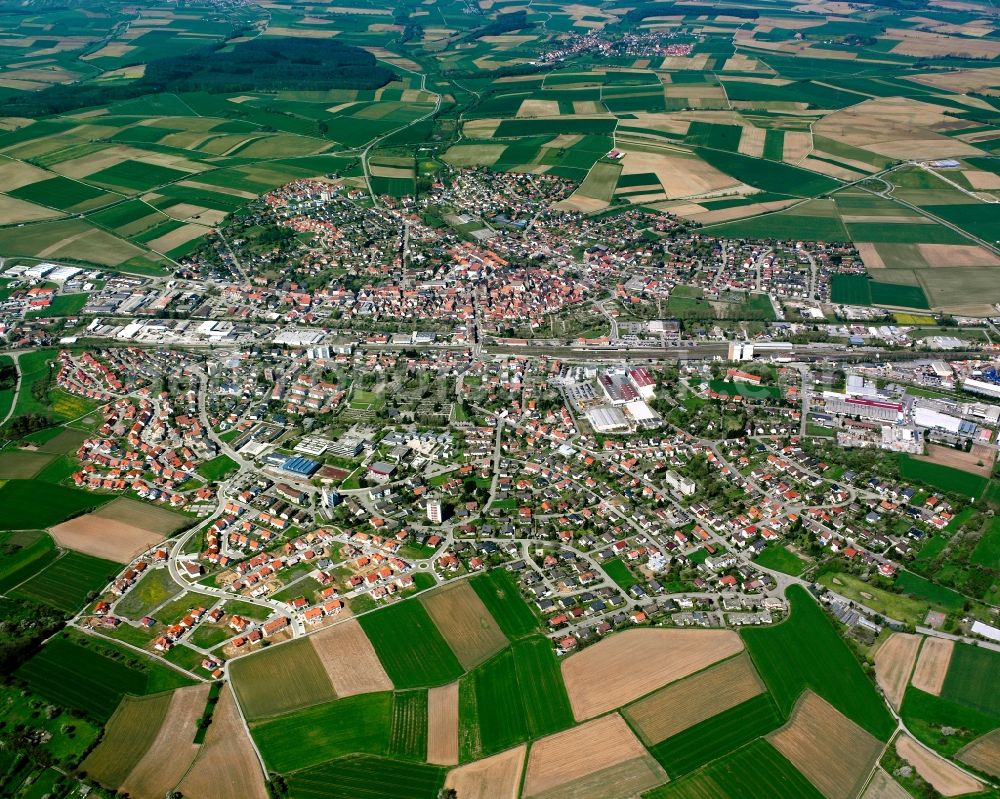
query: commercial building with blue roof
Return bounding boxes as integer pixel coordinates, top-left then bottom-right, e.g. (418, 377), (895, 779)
(282, 456), (321, 477)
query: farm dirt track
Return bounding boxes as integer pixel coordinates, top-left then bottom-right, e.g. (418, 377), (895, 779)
(121, 684), (208, 799)
(81, 693), (172, 788)
(624, 653), (764, 745)
(768, 691), (883, 799)
(862, 768), (912, 799)
(896, 735), (985, 796)
(874, 633), (922, 710)
(177, 684), (269, 799)
(911, 637), (954, 696)
(522, 713), (666, 799)
(561, 627), (742, 720)
(444, 744), (526, 799)
(310, 619), (393, 697)
(420, 581), (508, 670)
(958, 729), (1000, 778)
(427, 681), (459, 766)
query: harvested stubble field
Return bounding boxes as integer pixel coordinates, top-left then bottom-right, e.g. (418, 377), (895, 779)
(768, 691), (883, 799)
(0, 450), (54, 478)
(426, 682), (459, 766)
(624, 653), (765, 745)
(911, 637), (953, 696)
(521, 713), (667, 799)
(896, 734), (985, 797)
(561, 627), (742, 720)
(445, 744), (526, 799)
(420, 580), (509, 670)
(81, 693), (173, 788)
(958, 728), (1000, 778)
(310, 619), (393, 697)
(176, 684), (269, 799)
(230, 637), (335, 720)
(874, 633), (922, 710)
(861, 769), (911, 799)
(914, 444), (995, 478)
(49, 497), (188, 562)
(120, 683), (209, 799)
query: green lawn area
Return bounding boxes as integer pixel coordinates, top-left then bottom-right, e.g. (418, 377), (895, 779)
(754, 544), (808, 577)
(115, 567), (183, 618)
(818, 571), (927, 625)
(196, 453), (238, 481)
(894, 570), (964, 612)
(25, 293), (88, 319)
(602, 557), (638, 590)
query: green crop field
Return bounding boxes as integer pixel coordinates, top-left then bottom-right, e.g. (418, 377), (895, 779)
(459, 635), (573, 761)
(900, 686), (1000, 757)
(12, 551), (117, 612)
(357, 600), (463, 689)
(459, 648), (526, 760)
(388, 690), (428, 761)
(286, 755), (446, 798)
(16, 633), (192, 722)
(940, 644), (1000, 718)
(754, 545), (808, 576)
(251, 692), (393, 773)
(707, 380), (781, 400)
(231, 638), (334, 720)
(646, 739), (824, 799)
(899, 455), (988, 499)
(493, 118), (616, 137)
(512, 636), (574, 737)
(0, 530), (58, 593)
(469, 569), (538, 639)
(694, 148), (840, 197)
(648, 693), (784, 778)
(0, 480), (110, 529)
(741, 585), (895, 740)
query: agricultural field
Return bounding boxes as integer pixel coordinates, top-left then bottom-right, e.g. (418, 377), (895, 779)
(420, 580), (508, 670)
(0, 479), (110, 529)
(11, 550), (117, 612)
(287, 755), (446, 799)
(250, 692), (394, 773)
(230, 637), (335, 720)
(81, 693), (173, 789)
(16, 633), (193, 722)
(741, 585), (896, 740)
(469, 568), (539, 639)
(624, 654), (765, 747)
(309, 619), (394, 697)
(357, 599), (464, 689)
(561, 627), (743, 720)
(647, 739), (825, 799)
(49, 497), (189, 562)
